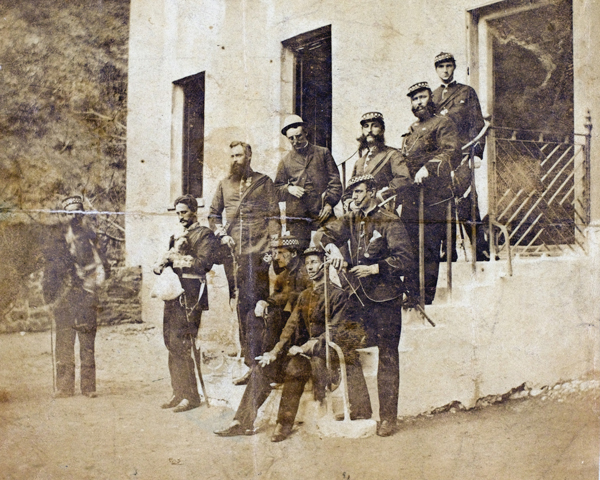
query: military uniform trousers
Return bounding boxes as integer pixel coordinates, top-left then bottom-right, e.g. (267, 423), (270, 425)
(163, 279), (203, 405)
(401, 195), (448, 305)
(351, 295), (403, 422)
(276, 342), (372, 428)
(233, 308), (290, 428)
(54, 287), (98, 395)
(224, 254), (270, 367)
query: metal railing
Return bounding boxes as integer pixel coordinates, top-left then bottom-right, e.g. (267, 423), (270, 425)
(487, 112), (592, 258)
(434, 112), (591, 302)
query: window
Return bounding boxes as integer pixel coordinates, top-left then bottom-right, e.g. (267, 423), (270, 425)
(173, 71), (205, 198)
(468, 1), (584, 254)
(282, 25), (332, 150)
(468, 0), (573, 135)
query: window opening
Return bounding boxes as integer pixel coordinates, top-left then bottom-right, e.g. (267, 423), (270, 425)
(283, 25), (332, 150)
(173, 71), (205, 198)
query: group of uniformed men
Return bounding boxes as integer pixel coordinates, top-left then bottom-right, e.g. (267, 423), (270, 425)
(147, 52), (488, 441)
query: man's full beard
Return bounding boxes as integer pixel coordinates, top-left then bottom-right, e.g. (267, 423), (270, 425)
(357, 132), (386, 153)
(229, 162), (247, 181)
(412, 101), (436, 121)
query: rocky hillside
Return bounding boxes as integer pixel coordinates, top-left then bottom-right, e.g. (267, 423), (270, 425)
(0, 0), (129, 212)
(0, 1), (136, 330)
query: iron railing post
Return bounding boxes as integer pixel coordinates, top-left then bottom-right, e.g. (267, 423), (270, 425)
(446, 199), (453, 301)
(470, 146), (477, 273)
(419, 186), (425, 310)
(584, 110), (592, 225)
(488, 127), (497, 261)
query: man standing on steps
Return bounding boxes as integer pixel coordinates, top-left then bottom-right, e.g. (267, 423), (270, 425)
(213, 235), (310, 438)
(432, 52), (489, 261)
(43, 195), (106, 399)
(314, 175), (416, 437)
(344, 112), (411, 213)
(208, 141), (280, 385)
(153, 194), (217, 412)
(275, 115), (342, 248)
(401, 82), (460, 305)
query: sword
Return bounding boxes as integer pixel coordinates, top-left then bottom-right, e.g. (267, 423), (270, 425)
(338, 268), (365, 307)
(414, 302), (436, 327)
(51, 316), (57, 393)
(184, 288), (210, 407)
(191, 337), (209, 408)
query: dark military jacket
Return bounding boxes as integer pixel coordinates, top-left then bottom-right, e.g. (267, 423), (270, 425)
(168, 223), (217, 279)
(208, 169), (280, 257)
(343, 146), (411, 200)
(155, 222), (218, 311)
(401, 114), (460, 206)
(268, 255), (310, 313)
(315, 204), (416, 303)
(271, 280), (348, 355)
(433, 81), (485, 157)
(275, 144), (343, 218)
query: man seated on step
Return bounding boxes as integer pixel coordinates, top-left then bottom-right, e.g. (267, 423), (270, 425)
(213, 235), (310, 437)
(264, 246), (371, 443)
(215, 246), (371, 440)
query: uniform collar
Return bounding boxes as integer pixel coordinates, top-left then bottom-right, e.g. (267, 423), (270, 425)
(412, 112), (441, 129)
(311, 279), (335, 293)
(366, 144), (385, 157)
(358, 199), (378, 218)
(441, 80), (457, 89)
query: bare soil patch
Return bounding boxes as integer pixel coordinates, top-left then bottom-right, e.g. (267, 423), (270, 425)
(0, 323), (598, 480)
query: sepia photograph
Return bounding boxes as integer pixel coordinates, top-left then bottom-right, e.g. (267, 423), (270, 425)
(0, 0), (599, 478)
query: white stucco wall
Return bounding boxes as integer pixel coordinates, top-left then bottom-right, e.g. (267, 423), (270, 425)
(126, 0), (496, 323)
(125, 0), (600, 413)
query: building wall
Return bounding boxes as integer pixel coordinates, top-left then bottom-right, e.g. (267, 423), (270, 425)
(397, 254), (599, 416)
(573, 0), (600, 221)
(127, 0), (494, 322)
(126, 0), (600, 411)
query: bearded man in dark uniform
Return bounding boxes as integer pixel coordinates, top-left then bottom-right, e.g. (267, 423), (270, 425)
(42, 195), (106, 398)
(432, 52), (488, 261)
(208, 141), (280, 384)
(344, 112), (411, 212)
(401, 82), (460, 305)
(275, 115), (342, 248)
(153, 194), (218, 412)
(314, 174), (416, 437)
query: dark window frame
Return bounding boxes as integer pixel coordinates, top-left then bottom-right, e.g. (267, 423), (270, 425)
(173, 71), (205, 199)
(282, 25), (332, 150)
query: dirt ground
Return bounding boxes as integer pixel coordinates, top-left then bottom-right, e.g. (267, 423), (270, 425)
(1, 322), (599, 480)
